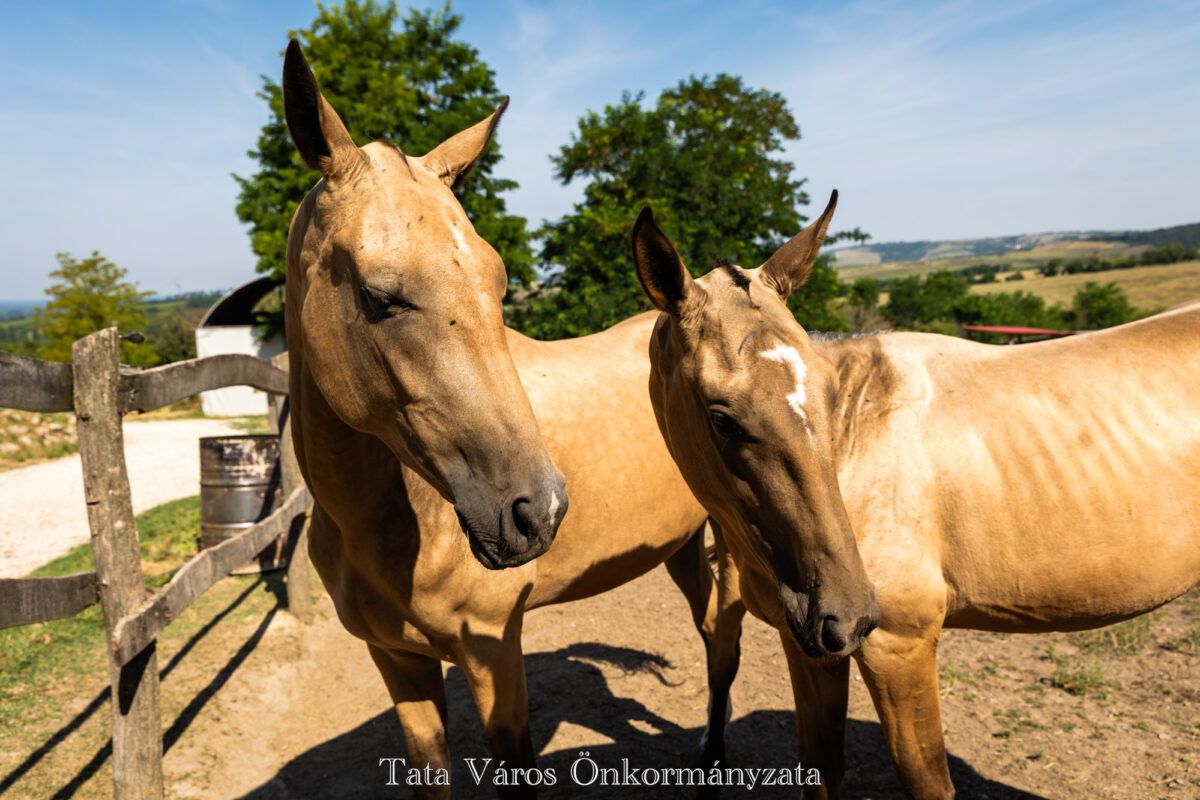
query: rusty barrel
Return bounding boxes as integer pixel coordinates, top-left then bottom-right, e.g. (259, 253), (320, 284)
(199, 434), (287, 573)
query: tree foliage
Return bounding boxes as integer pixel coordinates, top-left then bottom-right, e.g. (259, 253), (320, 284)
(1071, 281), (1136, 329)
(880, 269), (1146, 335)
(234, 0), (532, 299)
(32, 252), (156, 365)
(508, 75), (851, 338)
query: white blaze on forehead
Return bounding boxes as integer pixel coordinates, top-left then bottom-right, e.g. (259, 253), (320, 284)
(759, 344), (810, 426)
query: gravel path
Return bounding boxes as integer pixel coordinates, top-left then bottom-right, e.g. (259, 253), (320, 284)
(0, 418), (240, 578)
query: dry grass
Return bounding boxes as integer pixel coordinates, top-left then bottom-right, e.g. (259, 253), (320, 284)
(969, 260), (1200, 309)
(835, 240), (1140, 282)
(0, 409), (77, 471)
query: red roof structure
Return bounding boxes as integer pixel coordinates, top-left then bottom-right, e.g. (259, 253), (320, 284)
(960, 324), (1076, 344)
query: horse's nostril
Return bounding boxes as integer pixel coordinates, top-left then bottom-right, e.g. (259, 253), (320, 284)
(509, 498), (537, 550)
(820, 615), (848, 654)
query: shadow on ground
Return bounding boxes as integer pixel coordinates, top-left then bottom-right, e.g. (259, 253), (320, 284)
(2, 577), (283, 799)
(241, 643), (1045, 799)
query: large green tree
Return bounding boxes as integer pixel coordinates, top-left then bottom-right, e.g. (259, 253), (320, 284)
(235, 1), (533, 300)
(509, 75), (858, 339)
(33, 252), (157, 365)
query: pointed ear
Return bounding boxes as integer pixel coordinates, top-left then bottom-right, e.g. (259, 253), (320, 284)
(420, 97), (509, 189)
(282, 39), (364, 178)
(632, 207), (699, 317)
(760, 189), (838, 297)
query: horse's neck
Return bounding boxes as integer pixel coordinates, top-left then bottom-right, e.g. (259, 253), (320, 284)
(817, 334), (903, 467)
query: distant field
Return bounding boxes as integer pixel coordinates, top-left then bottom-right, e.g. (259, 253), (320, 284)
(836, 240), (1141, 282)
(969, 260), (1200, 310)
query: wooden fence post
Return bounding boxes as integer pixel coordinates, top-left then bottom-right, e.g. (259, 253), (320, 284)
(73, 328), (163, 799)
(270, 353), (314, 623)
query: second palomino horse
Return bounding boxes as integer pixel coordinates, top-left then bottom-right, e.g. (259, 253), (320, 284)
(632, 191), (1200, 798)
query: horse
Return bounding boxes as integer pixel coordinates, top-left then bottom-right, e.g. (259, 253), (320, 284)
(631, 190), (1200, 798)
(280, 41), (740, 798)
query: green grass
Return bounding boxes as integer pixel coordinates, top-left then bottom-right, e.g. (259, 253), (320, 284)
(992, 707), (1038, 739)
(1072, 615), (1154, 656)
(1047, 647), (1114, 698)
(229, 415), (271, 434)
(0, 495), (288, 797)
(0, 497), (202, 728)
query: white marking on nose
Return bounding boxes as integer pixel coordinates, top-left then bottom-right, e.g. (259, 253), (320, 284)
(547, 491), (560, 524)
(760, 344), (811, 429)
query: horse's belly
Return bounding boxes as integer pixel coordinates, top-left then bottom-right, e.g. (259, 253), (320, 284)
(943, 512), (1200, 632)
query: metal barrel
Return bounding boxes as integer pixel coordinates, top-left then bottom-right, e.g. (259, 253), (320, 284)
(199, 434), (286, 573)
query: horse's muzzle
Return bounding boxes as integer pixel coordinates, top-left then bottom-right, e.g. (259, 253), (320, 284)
(457, 472), (568, 570)
(781, 584), (880, 658)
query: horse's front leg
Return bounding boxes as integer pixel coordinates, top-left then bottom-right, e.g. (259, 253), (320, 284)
(458, 622), (538, 799)
(778, 633), (851, 800)
(664, 520), (746, 772)
(368, 644), (452, 800)
(856, 626), (955, 799)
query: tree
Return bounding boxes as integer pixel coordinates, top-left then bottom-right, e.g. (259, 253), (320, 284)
(234, 1), (532, 321)
(509, 75), (853, 338)
(847, 277), (881, 331)
(32, 252), (156, 365)
(1071, 282), (1135, 329)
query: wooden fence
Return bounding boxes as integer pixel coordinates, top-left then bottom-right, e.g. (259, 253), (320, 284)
(0, 327), (313, 799)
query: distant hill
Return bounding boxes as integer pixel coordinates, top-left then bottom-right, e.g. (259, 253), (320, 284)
(1095, 222), (1200, 250)
(833, 221), (1200, 267)
(0, 300), (40, 321)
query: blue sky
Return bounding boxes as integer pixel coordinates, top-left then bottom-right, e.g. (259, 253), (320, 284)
(1, 0), (1198, 300)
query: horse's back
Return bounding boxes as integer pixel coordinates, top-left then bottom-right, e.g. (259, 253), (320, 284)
(841, 310), (1200, 632)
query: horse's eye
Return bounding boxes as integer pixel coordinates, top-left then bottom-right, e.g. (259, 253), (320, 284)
(360, 285), (415, 320)
(709, 409), (746, 440)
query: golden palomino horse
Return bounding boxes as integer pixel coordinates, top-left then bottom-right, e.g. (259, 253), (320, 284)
(280, 41), (739, 797)
(632, 191), (1200, 798)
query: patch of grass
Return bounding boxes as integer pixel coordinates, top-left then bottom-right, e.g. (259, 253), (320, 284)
(130, 394), (204, 421)
(1164, 625), (1200, 653)
(938, 658), (973, 692)
(0, 495), (288, 794)
(0, 409), (77, 470)
(992, 707), (1038, 739)
(229, 415), (271, 434)
(1047, 647), (1114, 698)
(0, 497), (203, 729)
(1072, 615), (1153, 656)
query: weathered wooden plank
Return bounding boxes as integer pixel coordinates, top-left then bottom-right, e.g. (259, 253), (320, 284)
(269, 352), (315, 623)
(73, 327), (164, 799)
(0, 351), (73, 412)
(118, 354), (288, 414)
(111, 486), (310, 665)
(0, 572), (99, 629)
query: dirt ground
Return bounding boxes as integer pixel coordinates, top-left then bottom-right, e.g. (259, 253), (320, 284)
(4, 561), (1198, 799)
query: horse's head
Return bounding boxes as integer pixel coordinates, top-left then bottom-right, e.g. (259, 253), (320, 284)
(632, 192), (878, 657)
(282, 41), (566, 569)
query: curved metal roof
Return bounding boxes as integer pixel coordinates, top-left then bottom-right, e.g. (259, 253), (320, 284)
(198, 276), (282, 327)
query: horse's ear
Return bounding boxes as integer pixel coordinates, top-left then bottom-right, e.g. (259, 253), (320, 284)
(282, 39), (364, 179)
(632, 207), (700, 317)
(420, 97), (509, 189)
(759, 190), (838, 297)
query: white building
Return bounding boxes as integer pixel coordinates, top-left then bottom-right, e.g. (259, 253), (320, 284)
(194, 277), (285, 417)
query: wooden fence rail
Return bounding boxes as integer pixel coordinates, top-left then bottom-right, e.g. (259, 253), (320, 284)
(0, 328), (312, 800)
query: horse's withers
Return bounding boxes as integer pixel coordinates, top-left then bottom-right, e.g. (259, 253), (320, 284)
(282, 40), (565, 568)
(632, 193), (880, 657)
